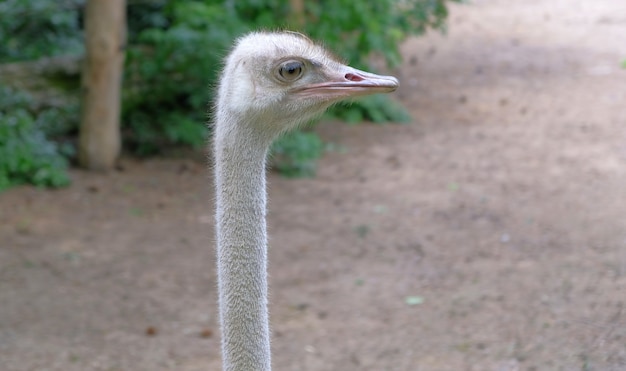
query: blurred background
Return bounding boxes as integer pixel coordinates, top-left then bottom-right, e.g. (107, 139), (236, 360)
(1, 0), (625, 370)
(0, 0), (450, 184)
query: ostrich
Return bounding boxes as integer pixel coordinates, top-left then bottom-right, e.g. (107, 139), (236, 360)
(213, 31), (398, 371)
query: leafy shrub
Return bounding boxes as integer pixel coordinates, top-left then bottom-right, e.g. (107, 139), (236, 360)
(0, 0), (84, 62)
(125, 0), (459, 169)
(331, 95), (412, 125)
(123, 0), (249, 154)
(305, 0), (455, 124)
(0, 88), (71, 190)
(304, 0), (454, 68)
(271, 131), (324, 177)
(0, 0), (459, 184)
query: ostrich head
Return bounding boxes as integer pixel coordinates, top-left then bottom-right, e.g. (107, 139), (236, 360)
(216, 31), (399, 140)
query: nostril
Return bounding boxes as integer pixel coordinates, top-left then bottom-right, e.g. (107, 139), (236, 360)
(345, 73), (364, 82)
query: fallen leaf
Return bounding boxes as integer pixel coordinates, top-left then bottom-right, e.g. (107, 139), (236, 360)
(145, 326), (158, 336)
(405, 296), (425, 306)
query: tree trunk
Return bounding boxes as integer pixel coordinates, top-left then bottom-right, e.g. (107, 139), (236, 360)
(289, 0), (305, 28)
(79, 0), (126, 171)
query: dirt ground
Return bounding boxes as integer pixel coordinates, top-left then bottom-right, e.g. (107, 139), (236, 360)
(1, 0), (625, 370)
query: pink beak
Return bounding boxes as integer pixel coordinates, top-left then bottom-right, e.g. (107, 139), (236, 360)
(297, 66), (399, 99)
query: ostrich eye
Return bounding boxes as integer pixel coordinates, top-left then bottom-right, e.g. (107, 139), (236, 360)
(277, 60), (304, 82)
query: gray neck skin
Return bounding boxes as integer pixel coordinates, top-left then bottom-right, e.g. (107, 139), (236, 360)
(214, 115), (275, 371)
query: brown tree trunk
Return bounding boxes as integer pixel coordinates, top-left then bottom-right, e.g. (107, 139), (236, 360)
(79, 0), (126, 171)
(289, 0), (305, 28)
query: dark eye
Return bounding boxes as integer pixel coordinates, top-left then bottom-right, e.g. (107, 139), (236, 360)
(278, 60), (304, 81)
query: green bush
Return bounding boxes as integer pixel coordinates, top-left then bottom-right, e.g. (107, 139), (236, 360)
(271, 131), (324, 177)
(331, 95), (413, 125)
(0, 88), (71, 190)
(124, 0), (459, 167)
(0, 0), (460, 187)
(123, 0), (249, 154)
(0, 0), (84, 62)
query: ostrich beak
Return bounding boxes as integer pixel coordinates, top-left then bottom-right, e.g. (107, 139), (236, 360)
(297, 66), (399, 99)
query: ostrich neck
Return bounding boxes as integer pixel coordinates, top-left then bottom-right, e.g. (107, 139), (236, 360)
(214, 118), (273, 371)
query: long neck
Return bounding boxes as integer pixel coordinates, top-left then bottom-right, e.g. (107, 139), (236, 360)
(214, 117), (274, 371)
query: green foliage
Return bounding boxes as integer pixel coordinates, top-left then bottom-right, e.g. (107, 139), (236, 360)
(331, 96), (412, 125)
(124, 0), (459, 171)
(0, 88), (71, 190)
(0, 0), (460, 184)
(271, 131), (324, 177)
(308, 0), (456, 124)
(0, 0), (80, 189)
(304, 0), (454, 69)
(0, 0), (84, 62)
(123, 0), (250, 154)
